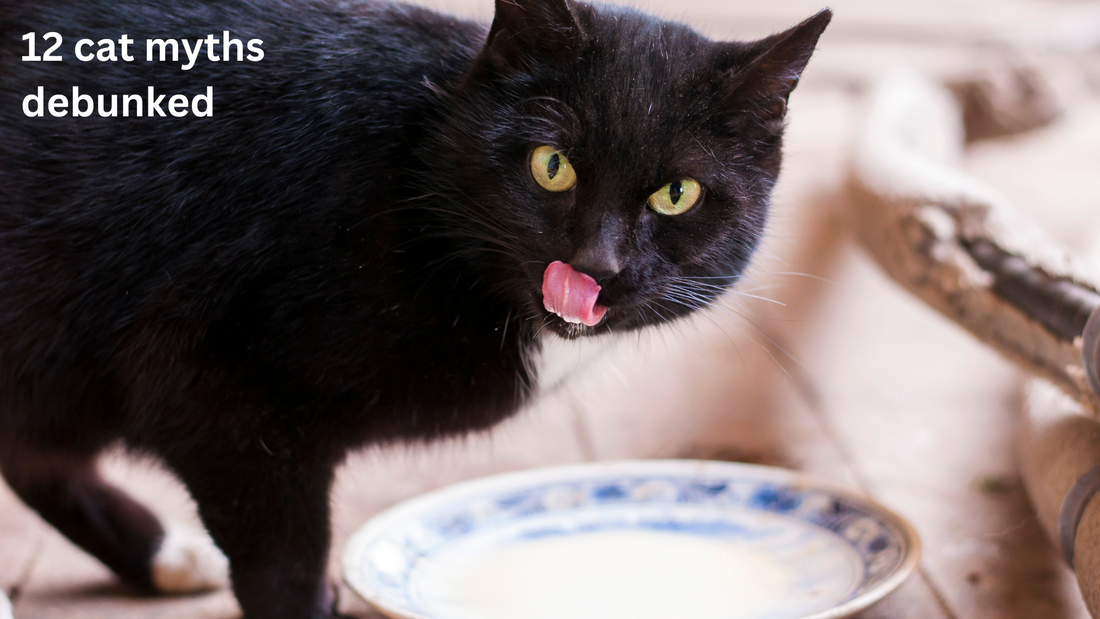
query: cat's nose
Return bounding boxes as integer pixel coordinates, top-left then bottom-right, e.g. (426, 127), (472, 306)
(570, 214), (625, 283)
(569, 245), (622, 283)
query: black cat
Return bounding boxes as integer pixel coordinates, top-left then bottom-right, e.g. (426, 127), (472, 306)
(0, 0), (830, 616)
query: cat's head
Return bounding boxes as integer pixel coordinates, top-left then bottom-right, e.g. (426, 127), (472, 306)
(422, 0), (830, 338)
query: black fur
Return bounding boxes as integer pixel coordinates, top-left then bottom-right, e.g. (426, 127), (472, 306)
(0, 1), (829, 617)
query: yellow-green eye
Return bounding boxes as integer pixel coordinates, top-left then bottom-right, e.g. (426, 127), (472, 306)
(530, 145), (577, 192)
(647, 178), (701, 215)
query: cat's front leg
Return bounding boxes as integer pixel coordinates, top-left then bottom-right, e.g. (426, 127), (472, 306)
(165, 444), (340, 619)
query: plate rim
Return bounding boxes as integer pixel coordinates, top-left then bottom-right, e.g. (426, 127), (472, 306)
(343, 459), (922, 619)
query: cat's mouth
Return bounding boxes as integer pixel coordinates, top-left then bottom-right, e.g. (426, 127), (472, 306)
(534, 261), (706, 336)
(541, 261), (608, 327)
(534, 261), (688, 335)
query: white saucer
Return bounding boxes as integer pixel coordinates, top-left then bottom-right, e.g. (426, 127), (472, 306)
(344, 460), (920, 619)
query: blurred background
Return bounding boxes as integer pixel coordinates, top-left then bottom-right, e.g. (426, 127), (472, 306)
(3, 0), (1100, 617)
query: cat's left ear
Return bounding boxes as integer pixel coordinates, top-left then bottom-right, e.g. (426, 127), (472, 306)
(715, 9), (832, 132)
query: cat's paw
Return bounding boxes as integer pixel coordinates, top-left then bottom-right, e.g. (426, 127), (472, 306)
(152, 525), (230, 594)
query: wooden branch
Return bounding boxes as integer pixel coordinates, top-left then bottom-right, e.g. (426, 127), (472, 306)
(849, 71), (1100, 414)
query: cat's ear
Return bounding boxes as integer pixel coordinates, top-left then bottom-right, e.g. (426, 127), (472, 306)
(477, 0), (587, 75)
(715, 9), (832, 132)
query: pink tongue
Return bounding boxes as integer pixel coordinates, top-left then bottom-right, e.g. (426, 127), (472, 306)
(542, 261), (608, 327)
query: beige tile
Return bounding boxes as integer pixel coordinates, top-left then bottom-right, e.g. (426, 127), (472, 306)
(0, 482), (46, 595)
(797, 244), (1092, 618)
(853, 573), (951, 619)
(9, 457), (237, 619)
(13, 528), (237, 619)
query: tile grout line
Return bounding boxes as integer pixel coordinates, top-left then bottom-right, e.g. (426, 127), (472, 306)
(776, 321), (963, 619)
(7, 532), (47, 608)
(803, 394), (962, 619)
(918, 566), (964, 619)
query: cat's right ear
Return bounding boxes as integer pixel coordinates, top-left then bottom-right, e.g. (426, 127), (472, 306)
(470, 0), (588, 80)
(714, 9), (832, 133)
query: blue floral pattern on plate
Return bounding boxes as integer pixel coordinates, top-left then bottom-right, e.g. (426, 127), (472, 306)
(344, 460), (920, 619)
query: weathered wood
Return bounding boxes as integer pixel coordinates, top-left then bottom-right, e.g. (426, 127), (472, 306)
(850, 71), (1100, 414)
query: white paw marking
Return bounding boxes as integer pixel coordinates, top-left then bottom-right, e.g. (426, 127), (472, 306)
(152, 525), (229, 594)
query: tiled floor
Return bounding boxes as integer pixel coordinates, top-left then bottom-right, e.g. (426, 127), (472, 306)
(4, 0), (1100, 617)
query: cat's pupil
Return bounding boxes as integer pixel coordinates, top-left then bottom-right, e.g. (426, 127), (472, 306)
(547, 153), (560, 180)
(669, 181), (683, 204)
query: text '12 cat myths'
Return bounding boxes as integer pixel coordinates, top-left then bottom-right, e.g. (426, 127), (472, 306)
(19, 32), (264, 118)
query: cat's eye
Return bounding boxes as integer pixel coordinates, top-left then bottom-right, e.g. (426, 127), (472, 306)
(647, 178), (701, 216)
(530, 146), (577, 192)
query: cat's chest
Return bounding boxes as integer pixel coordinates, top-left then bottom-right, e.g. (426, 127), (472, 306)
(526, 332), (621, 395)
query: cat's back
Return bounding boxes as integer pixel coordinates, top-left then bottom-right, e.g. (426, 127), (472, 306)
(0, 0), (485, 389)
(0, 0), (482, 307)
(0, 0), (481, 101)
(0, 0), (483, 195)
